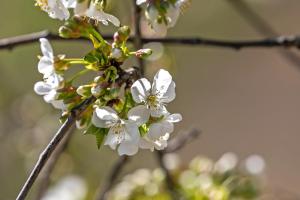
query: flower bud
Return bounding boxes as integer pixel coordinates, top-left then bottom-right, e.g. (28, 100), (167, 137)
(135, 48), (152, 58)
(76, 85), (92, 97)
(114, 26), (131, 43)
(91, 85), (102, 97)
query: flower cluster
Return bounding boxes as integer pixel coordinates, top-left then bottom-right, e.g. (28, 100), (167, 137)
(107, 153), (265, 200)
(34, 15), (182, 156)
(137, 0), (191, 36)
(35, 0), (120, 26)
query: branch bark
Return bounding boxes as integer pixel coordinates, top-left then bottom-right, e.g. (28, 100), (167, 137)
(16, 97), (96, 200)
(227, 0), (300, 68)
(35, 126), (76, 200)
(2, 30), (300, 51)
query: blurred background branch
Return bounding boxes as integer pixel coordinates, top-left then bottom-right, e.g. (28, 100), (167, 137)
(1, 30), (300, 51)
(228, 0), (300, 68)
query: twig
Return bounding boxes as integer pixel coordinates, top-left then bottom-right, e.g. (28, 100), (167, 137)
(2, 30), (300, 51)
(132, 0), (145, 75)
(156, 151), (180, 200)
(16, 97), (96, 200)
(35, 125), (76, 200)
(164, 128), (201, 153)
(96, 156), (130, 200)
(227, 0), (300, 68)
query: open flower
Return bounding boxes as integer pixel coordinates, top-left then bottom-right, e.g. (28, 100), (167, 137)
(35, 0), (76, 20)
(131, 69), (176, 117)
(34, 73), (65, 109)
(140, 0), (189, 36)
(86, 2), (120, 26)
(139, 113), (182, 151)
(92, 105), (149, 155)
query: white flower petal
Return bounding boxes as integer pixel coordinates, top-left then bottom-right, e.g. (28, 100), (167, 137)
(150, 104), (167, 118)
(131, 78), (151, 103)
(152, 69), (173, 95)
(166, 5), (180, 28)
(104, 129), (119, 149)
(51, 100), (66, 110)
(148, 121), (173, 140)
(166, 113), (182, 123)
(125, 123), (140, 143)
(74, 0), (89, 15)
(39, 38), (54, 58)
(38, 57), (54, 77)
(160, 81), (176, 103)
(34, 81), (52, 95)
(103, 12), (120, 27)
(136, 0), (147, 5)
(139, 138), (154, 150)
(128, 105), (150, 126)
(118, 141), (139, 156)
(43, 90), (57, 103)
(49, 0), (70, 20)
(62, 0), (77, 8)
(92, 107), (118, 128)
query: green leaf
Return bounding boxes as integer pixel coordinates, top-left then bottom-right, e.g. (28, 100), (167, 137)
(84, 125), (108, 149)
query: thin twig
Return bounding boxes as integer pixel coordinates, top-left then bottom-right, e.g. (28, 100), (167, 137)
(35, 125), (76, 200)
(96, 156), (130, 200)
(164, 128), (201, 153)
(2, 30), (300, 51)
(156, 151), (180, 200)
(132, 0), (145, 74)
(16, 97), (96, 200)
(228, 0), (300, 68)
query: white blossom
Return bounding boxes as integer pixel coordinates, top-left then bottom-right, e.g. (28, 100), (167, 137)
(35, 0), (76, 20)
(139, 113), (182, 151)
(143, 0), (188, 36)
(131, 69), (176, 117)
(92, 105), (149, 155)
(86, 2), (120, 27)
(34, 73), (65, 110)
(38, 38), (58, 78)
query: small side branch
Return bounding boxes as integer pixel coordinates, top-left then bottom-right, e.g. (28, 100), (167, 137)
(2, 30), (300, 51)
(164, 128), (201, 153)
(96, 156), (130, 200)
(16, 97), (96, 200)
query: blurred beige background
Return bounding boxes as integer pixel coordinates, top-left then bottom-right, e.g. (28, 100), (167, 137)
(1, 0), (300, 199)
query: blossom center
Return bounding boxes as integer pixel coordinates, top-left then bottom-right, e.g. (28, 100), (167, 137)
(111, 121), (125, 143)
(35, 0), (49, 10)
(147, 95), (159, 108)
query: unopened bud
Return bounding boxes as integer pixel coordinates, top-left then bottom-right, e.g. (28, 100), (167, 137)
(114, 26), (130, 42)
(135, 48), (152, 58)
(76, 85), (92, 97)
(91, 85), (102, 97)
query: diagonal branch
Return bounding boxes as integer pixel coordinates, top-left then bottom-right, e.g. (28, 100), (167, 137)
(16, 97), (96, 200)
(35, 125), (76, 200)
(95, 156), (130, 200)
(1, 30), (300, 51)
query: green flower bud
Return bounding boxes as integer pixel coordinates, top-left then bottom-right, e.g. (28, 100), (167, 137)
(77, 85), (92, 97)
(135, 48), (152, 58)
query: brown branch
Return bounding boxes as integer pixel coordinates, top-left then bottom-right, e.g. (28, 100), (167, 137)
(227, 0), (300, 68)
(132, 0), (145, 75)
(2, 30), (300, 51)
(156, 151), (180, 200)
(16, 97), (96, 200)
(35, 126), (76, 200)
(164, 128), (201, 153)
(95, 156), (130, 200)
